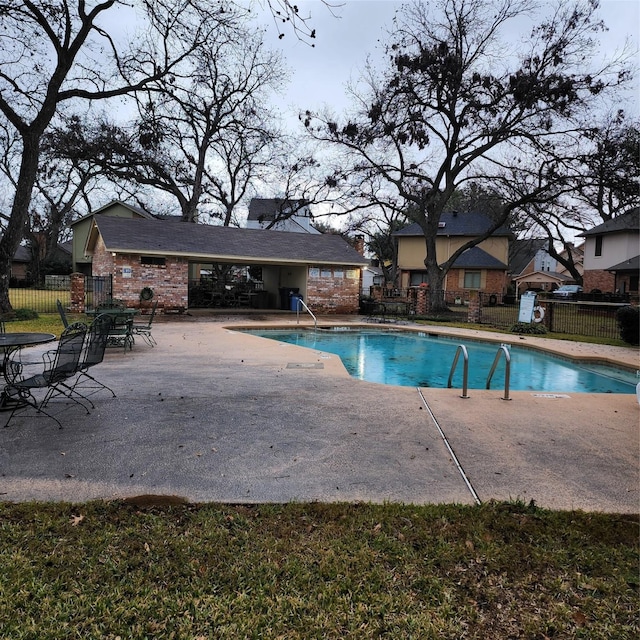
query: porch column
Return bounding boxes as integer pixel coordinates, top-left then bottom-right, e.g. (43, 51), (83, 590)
(70, 273), (86, 314)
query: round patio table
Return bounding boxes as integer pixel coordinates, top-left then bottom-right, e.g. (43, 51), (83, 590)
(0, 332), (57, 409)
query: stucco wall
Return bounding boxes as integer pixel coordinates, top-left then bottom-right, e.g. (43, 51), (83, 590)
(397, 235), (509, 270)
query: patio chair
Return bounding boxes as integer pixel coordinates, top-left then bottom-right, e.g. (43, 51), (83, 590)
(3, 322), (88, 428)
(56, 299), (69, 328)
(132, 300), (158, 346)
(66, 313), (116, 407)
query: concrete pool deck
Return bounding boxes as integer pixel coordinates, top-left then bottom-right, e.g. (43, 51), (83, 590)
(0, 313), (638, 513)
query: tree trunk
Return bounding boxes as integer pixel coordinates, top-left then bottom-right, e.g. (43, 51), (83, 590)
(0, 134), (41, 313)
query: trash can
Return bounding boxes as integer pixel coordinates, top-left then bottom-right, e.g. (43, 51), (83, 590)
(290, 293), (303, 312)
(279, 287), (299, 310)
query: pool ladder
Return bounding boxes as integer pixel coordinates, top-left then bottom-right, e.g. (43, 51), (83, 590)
(295, 298), (317, 331)
(447, 343), (512, 400)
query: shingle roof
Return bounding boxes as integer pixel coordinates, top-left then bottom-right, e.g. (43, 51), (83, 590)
(394, 212), (513, 237)
(606, 255), (640, 272)
(70, 200), (157, 226)
(509, 238), (549, 275)
(452, 246), (508, 269)
(578, 208), (639, 237)
(91, 217), (367, 266)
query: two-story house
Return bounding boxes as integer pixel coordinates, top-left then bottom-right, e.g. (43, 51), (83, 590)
(393, 211), (512, 295)
(578, 208), (639, 296)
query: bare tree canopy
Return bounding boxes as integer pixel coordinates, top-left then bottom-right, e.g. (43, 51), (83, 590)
(304, 0), (633, 309)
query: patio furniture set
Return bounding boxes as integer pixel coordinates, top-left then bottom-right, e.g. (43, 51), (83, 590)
(58, 298), (157, 349)
(0, 301), (157, 428)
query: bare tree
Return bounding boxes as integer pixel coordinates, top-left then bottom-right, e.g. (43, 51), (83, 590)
(0, 0), (243, 312)
(304, 0), (632, 310)
(119, 24), (286, 224)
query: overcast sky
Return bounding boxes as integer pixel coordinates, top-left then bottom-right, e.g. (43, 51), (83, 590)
(259, 0), (640, 129)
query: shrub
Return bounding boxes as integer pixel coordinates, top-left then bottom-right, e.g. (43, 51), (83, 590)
(615, 306), (639, 345)
(2, 309), (39, 322)
(510, 321), (548, 335)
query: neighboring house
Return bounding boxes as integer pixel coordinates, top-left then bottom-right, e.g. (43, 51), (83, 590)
(393, 212), (512, 294)
(83, 215), (368, 314)
(509, 238), (582, 295)
(361, 263), (385, 295)
(70, 200), (157, 274)
(9, 240), (72, 283)
(10, 245), (31, 282)
(245, 198), (320, 234)
(578, 208), (639, 295)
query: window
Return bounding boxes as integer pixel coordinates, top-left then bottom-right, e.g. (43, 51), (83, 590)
(594, 235), (603, 257)
(410, 272), (428, 286)
(463, 271), (481, 288)
(141, 256), (166, 267)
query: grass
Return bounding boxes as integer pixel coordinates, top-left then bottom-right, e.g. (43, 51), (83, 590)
(0, 500), (637, 639)
(2, 312), (87, 338)
(1, 312), (637, 638)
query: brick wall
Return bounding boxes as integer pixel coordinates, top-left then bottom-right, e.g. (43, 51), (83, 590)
(306, 266), (361, 314)
(445, 268), (507, 293)
(484, 269), (508, 293)
(582, 269), (616, 293)
(92, 240), (188, 310)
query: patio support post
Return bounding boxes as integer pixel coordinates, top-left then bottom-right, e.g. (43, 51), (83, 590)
(70, 272), (86, 314)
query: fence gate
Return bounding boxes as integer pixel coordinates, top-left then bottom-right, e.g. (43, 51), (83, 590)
(85, 275), (112, 311)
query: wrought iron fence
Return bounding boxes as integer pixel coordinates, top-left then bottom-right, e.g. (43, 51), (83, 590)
(478, 293), (629, 341)
(7, 275), (112, 314)
(9, 286), (72, 313)
(85, 275), (112, 311)
(368, 288), (631, 341)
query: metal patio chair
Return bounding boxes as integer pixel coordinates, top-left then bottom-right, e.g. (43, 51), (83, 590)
(56, 299), (69, 328)
(66, 313), (116, 407)
(132, 300), (158, 346)
(3, 322), (88, 428)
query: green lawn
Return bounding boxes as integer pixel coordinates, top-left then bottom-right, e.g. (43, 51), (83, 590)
(1, 314), (637, 638)
(0, 501), (637, 639)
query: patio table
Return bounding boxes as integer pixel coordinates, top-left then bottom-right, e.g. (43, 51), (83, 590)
(87, 309), (138, 350)
(0, 332), (57, 408)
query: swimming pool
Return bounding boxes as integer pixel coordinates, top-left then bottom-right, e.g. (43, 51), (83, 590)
(244, 328), (637, 394)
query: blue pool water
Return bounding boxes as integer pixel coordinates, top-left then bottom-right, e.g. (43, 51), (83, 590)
(244, 329), (637, 394)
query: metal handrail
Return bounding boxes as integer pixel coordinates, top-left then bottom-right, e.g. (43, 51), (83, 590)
(447, 344), (470, 398)
(486, 343), (511, 400)
(296, 298), (317, 330)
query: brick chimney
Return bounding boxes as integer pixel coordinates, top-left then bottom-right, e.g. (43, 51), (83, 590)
(354, 234), (365, 256)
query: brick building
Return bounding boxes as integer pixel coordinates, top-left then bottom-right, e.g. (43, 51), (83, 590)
(83, 215), (367, 314)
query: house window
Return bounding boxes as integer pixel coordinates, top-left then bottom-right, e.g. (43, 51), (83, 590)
(141, 256), (166, 267)
(410, 272), (428, 286)
(463, 271), (481, 289)
(594, 235), (603, 257)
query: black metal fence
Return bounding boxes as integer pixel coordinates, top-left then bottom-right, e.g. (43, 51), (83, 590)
(478, 293), (630, 341)
(9, 285), (72, 313)
(367, 288), (632, 341)
(7, 275), (111, 314)
(85, 275), (112, 311)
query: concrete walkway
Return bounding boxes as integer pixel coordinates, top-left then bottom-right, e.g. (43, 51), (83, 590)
(0, 314), (638, 513)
